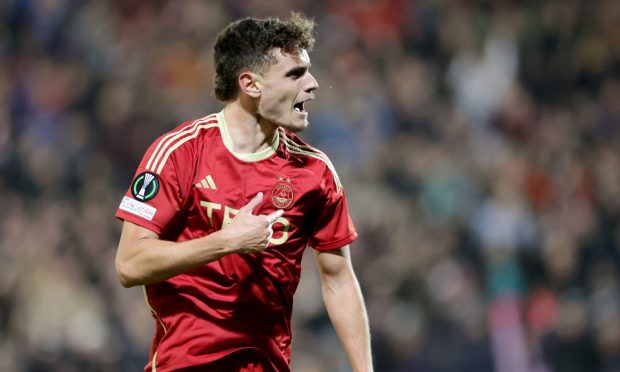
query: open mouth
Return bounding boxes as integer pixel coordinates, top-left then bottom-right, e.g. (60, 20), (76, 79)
(293, 101), (306, 113)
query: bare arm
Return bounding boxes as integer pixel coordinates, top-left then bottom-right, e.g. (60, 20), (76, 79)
(115, 192), (282, 287)
(314, 246), (373, 372)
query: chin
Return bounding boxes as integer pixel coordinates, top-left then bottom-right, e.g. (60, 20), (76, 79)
(279, 120), (309, 133)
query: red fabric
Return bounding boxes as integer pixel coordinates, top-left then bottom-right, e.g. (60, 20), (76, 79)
(115, 112), (357, 372)
(177, 348), (274, 372)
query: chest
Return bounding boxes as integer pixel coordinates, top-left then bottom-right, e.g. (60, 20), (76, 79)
(185, 147), (320, 243)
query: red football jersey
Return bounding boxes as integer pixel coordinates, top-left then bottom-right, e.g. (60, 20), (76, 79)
(115, 112), (358, 372)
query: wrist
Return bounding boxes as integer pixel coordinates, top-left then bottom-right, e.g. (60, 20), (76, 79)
(207, 229), (239, 255)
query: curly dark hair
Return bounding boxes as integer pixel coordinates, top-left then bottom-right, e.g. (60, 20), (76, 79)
(213, 12), (316, 102)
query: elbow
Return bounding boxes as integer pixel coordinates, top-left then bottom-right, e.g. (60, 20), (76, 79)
(321, 269), (358, 295)
(117, 275), (137, 289)
(115, 258), (140, 288)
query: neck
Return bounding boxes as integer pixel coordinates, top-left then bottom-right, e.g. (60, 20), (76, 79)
(222, 101), (277, 154)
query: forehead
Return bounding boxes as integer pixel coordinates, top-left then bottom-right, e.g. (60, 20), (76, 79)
(267, 48), (311, 73)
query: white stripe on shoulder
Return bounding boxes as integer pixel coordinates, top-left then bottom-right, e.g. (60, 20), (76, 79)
(279, 129), (342, 192)
(145, 114), (217, 171)
(152, 122), (218, 174)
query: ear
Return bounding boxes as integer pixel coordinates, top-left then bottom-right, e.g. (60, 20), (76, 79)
(238, 71), (261, 98)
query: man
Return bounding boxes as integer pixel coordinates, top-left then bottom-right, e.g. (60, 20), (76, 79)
(115, 13), (372, 372)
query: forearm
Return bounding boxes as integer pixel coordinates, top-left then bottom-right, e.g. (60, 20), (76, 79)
(116, 229), (232, 287)
(322, 272), (373, 372)
(116, 198), (279, 287)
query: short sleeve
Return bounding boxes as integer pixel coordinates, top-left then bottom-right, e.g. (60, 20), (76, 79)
(308, 166), (358, 251)
(115, 134), (192, 235)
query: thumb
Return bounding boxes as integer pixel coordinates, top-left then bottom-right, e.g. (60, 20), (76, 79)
(266, 209), (284, 224)
(240, 192), (264, 215)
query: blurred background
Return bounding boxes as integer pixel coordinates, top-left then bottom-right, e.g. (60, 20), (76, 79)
(1, 0), (619, 371)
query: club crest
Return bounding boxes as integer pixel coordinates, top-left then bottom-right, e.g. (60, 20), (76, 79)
(131, 171), (160, 202)
(272, 182), (294, 209)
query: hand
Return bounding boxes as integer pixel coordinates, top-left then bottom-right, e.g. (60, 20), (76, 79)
(221, 192), (284, 254)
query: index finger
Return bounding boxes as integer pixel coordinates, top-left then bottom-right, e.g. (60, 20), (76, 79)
(240, 192), (263, 215)
(266, 209), (284, 224)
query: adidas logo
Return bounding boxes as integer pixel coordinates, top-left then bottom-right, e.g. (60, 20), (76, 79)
(195, 175), (217, 190)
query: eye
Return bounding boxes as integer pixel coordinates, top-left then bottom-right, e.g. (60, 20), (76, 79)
(286, 67), (307, 80)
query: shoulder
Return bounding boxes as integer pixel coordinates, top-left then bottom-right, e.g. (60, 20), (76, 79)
(279, 128), (343, 193)
(143, 113), (220, 175)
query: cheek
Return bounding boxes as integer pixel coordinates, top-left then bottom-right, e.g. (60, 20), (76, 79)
(260, 91), (291, 116)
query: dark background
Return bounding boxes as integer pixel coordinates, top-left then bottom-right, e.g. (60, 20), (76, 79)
(0, 1), (619, 371)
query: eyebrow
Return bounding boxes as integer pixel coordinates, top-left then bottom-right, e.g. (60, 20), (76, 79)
(284, 66), (309, 77)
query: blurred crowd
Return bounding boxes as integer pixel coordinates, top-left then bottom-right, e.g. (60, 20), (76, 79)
(0, 0), (619, 371)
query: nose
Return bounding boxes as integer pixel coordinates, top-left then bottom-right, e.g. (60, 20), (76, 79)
(305, 72), (319, 93)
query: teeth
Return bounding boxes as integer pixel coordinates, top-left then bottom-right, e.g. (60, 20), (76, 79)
(294, 102), (305, 112)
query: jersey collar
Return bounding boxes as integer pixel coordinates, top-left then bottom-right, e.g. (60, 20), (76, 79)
(217, 111), (280, 162)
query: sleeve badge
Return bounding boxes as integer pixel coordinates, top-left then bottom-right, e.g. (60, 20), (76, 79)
(131, 171), (160, 202)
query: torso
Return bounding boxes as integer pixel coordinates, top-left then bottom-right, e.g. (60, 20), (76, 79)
(116, 112), (356, 372)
